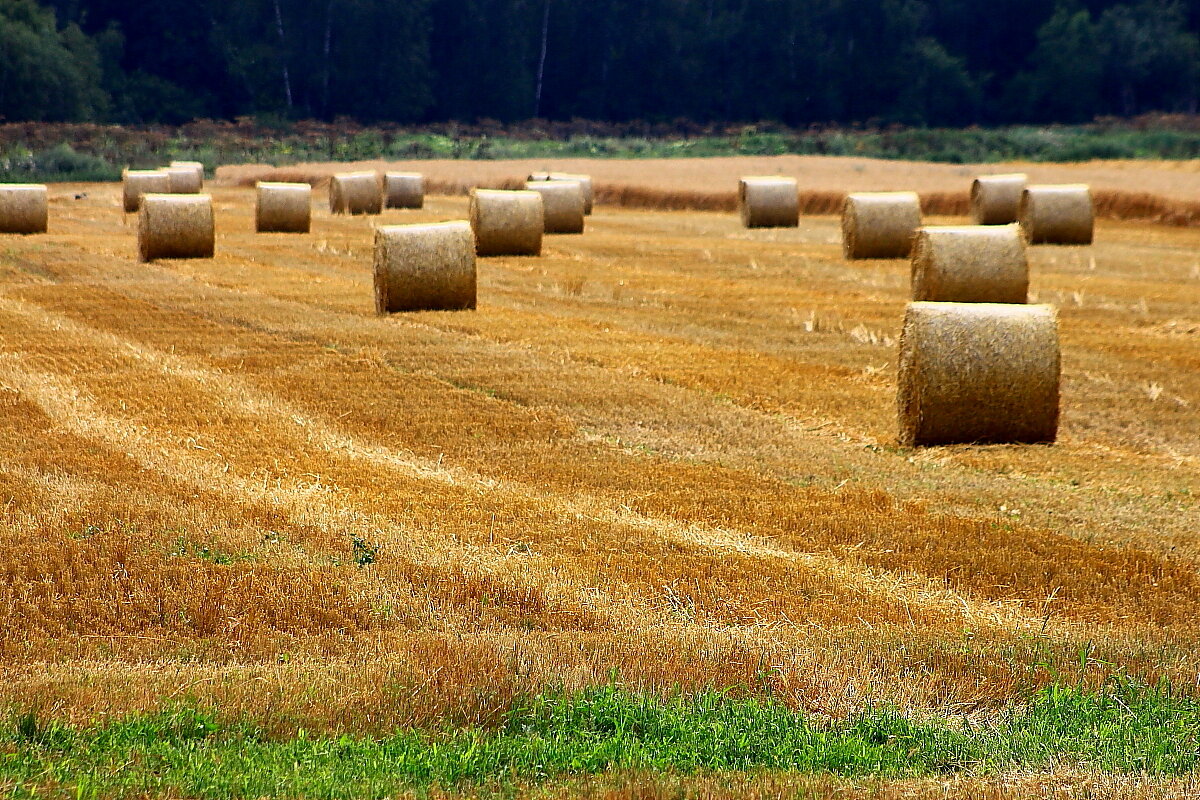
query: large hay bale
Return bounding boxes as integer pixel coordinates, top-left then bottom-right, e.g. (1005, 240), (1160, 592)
(374, 221), (476, 313)
(165, 165), (203, 194)
(524, 181), (585, 234)
(738, 177), (800, 228)
(384, 172), (425, 209)
(330, 171), (383, 215)
(910, 224), (1028, 304)
(970, 173), (1026, 225)
(122, 169), (171, 213)
(842, 191), (922, 259)
(0, 184), (48, 234)
(169, 161), (205, 189)
(255, 181), (312, 233)
(1019, 184), (1094, 245)
(897, 302), (1060, 447)
(138, 194), (215, 261)
(530, 172), (594, 214)
(470, 188), (544, 256)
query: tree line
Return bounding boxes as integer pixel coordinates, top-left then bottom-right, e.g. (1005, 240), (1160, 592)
(3, 0), (1198, 127)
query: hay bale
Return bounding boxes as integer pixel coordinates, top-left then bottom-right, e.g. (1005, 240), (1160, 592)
(256, 181), (312, 233)
(530, 172), (594, 214)
(384, 172), (425, 209)
(897, 302), (1060, 447)
(910, 224), (1028, 304)
(330, 171), (382, 215)
(165, 165), (203, 194)
(0, 184), (48, 234)
(169, 161), (205, 188)
(842, 191), (922, 259)
(138, 194), (215, 261)
(374, 221), (476, 313)
(970, 173), (1026, 225)
(470, 189), (544, 256)
(1019, 184), (1094, 245)
(122, 169), (171, 213)
(524, 181), (585, 234)
(738, 177), (800, 228)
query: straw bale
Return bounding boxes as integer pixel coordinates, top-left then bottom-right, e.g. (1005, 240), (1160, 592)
(138, 194), (215, 261)
(910, 224), (1028, 304)
(330, 171), (383, 215)
(169, 161), (205, 189)
(166, 165), (203, 194)
(970, 173), (1026, 225)
(842, 191), (922, 259)
(897, 302), (1060, 447)
(1019, 184), (1094, 245)
(470, 189), (544, 256)
(256, 182), (312, 233)
(384, 172), (425, 209)
(122, 169), (171, 213)
(530, 172), (594, 214)
(0, 184), (48, 234)
(374, 221), (476, 313)
(738, 176), (800, 228)
(524, 181), (585, 234)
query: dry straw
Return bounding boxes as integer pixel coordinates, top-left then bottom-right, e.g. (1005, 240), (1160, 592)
(530, 172), (594, 214)
(138, 194), (215, 261)
(0, 184), (48, 234)
(470, 188), (544, 256)
(897, 301), (1060, 447)
(970, 173), (1026, 225)
(384, 172), (425, 209)
(910, 224), (1028, 304)
(165, 165), (203, 194)
(330, 171), (383, 215)
(122, 168), (171, 213)
(525, 181), (585, 233)
(255, 182), (312, 233)
(1019, 184), (1094, 245)
(842, 191), (922, 259)
(738, 176), (800, 228)
(374, 221), (476, 313)
(169, 161), (205, 190)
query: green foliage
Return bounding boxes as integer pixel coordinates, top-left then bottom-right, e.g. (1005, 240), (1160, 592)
(0, 0), (108, 121)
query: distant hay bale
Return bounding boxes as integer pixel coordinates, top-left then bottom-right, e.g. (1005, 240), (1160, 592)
(169, 161), (205, 188)
(255, 182), (312, 233)
(970, 173), (1026, 225)
(524, 181), (585, 234)
(910, 224), (1028, 304)
(530, 172), (594, 214)
(1019, 184), (1094, 245)
(738, 177), (800, 228)
(0, 184), (48, 234)
(138, 194), (215, 261)
(470, 189), (544, 256)
(373, 221), (476, 313)
(897, 302), (1060, 447)
(330, 171), (382, 215)
(384, 172), (425, 209)
(122, 169), (171, 213)
(165, 165), (203, 194)
(842, 191), (922, 259)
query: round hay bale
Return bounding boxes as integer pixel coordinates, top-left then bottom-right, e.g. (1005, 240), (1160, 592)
(842, 191), (922, 259)
(470, 188), (543, 256)
(970, 173), (1026, 225)
(330, 171), (382, 215)
(374, 221), (476, 313)
(256, 181), (312, 233)
(0, 184), (49, 234)
(169, 161), (205, 188)
(738, 177), (800, 228)
(138, 194), (215, 262)
(530, 172), (594, 215)
(122, 169), (171, 213)
(165, 165), (203, 194)
(910, 224), (1028, 304)
(897, 302), (1060, 447)
(524, 181), (585, 234)
(1019, 184), (1094, 245)
(384, 172), (425, 209)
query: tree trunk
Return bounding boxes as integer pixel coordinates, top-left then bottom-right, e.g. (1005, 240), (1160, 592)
(533, 0), (551, 118)
(272, 0), (294, 109)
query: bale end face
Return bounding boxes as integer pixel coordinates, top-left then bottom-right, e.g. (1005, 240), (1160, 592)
(385, 173), (425, 210)
(970, 173), (1027, 225)
(525, 181), (585, 234)
(374, 221), (477, 313)
(738, 177), (799, 228)
(470, 189), (544, 257)
(910, 224), (1028, 304)
(1019, 185), (1094, 245)
(138, 194), (215, 262)
(330, 172), (383, 216)
(0, 184), (49, 234)
(843, 192), (922, 259)
(256, 182), (312, 234)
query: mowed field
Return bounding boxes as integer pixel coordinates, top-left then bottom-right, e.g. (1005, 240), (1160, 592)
(2, 157), (1200, 796)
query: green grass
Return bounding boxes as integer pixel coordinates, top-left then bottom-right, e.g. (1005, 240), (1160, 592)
(4, 680), (1199, 798)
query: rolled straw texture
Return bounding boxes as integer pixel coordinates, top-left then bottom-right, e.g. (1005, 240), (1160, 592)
(530, 172), (594, 214)
(330, 171), (382, 215)
(842, 192), (922, 259)
(0, 184), (48, 234)
(1019, 185), (1094, 245)
(374, 221), (476, 313)
(256, 182), (312, 233)
(138, 194), (215, 261)
(897, 302), (1060, 447)
(524, 181), (585, 234)
(470, 189), (543, 256)
(970, 173), (1026, 225)
(169, 161), (205, 189)
(384, 172), (425, 209)
(738, 177), (800, 228)
(910, 224), (1028, 304)
(122, 169), (171, 213)
(166, 165), (203, 194)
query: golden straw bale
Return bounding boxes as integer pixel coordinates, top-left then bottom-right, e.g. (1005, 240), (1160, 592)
(530, 172), (594, 214)
(0, 184), (48, 234)
(1019, 184), (1094, 245)
(524, 181), (585, 234)
(470, 189), (544, 256)
(897, 302), (1060, 447)
(970, 173), (1026, 225)
(910, 224), (1028, 304)
(330, 171), (383, 215)
(255, 182), (312, 233)
(138, 194), (215, 262)
(374, 221), (476, 313)
(169, 161), (205, 189)
(122, 169), (171, 213)
(738, 177), (800, 228)
(165, 165), (203, 194)
(384, 172), (425, 209)
(842, 191), (922, 259)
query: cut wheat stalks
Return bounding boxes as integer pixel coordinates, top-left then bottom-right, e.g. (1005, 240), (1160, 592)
(525, 181), (585, 234)
(330, 171), (383, 215)
(374, 221), (476, 313)
(0, 184), (49, 234)
(530, 172), (594, 214)
(122, 169), (172, 213)
(255, 182), (312, 234)
(1019, 184), (1094, 245)
(970, 173), (1027, 225)
(138, 193), (215, 262)
(843, 191), (922, 259)
(738, 177), (800, 228)
(470, 189), (544, 257)
(910, 224), (1028, 304)
(384, 172), (425, 210)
